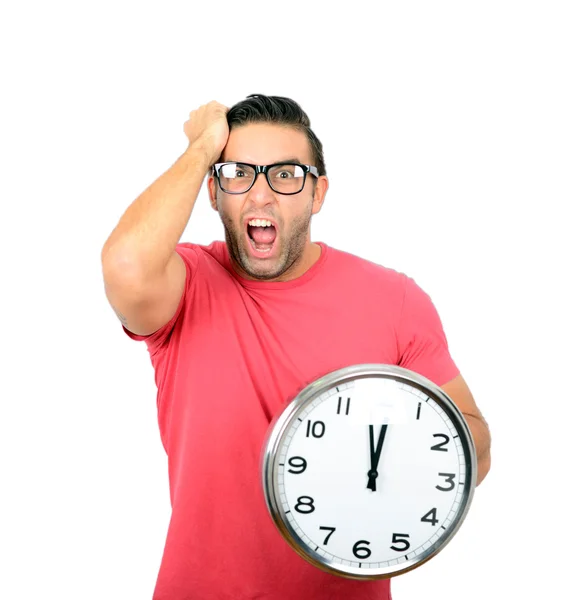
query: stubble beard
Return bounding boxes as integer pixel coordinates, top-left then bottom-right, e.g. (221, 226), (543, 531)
(220, 205), (313, 281)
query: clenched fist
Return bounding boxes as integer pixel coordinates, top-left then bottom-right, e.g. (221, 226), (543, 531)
(183, 101), (230, 167)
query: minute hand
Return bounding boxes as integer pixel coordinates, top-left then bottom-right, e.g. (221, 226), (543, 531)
(367, 424), (388, 492)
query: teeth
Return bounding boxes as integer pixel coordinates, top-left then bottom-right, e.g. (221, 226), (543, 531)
(252, 244), (271, 253)
(248, 218), (273, 227)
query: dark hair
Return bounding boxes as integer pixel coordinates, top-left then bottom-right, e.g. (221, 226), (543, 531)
(225, 94), (326, 176)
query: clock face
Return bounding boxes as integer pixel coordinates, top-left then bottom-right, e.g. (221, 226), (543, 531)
(262, 365), (476, 579)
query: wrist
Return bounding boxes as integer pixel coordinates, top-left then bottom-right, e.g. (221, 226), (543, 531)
(185, 141), (215, 171)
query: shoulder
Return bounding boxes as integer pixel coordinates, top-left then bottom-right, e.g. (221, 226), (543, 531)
(175, 240), (228, 271)
(324, 244), (408, 290)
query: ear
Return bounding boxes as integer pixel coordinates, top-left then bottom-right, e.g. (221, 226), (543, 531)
(311, 175), (329, 215)
(207, 175), (219, 212)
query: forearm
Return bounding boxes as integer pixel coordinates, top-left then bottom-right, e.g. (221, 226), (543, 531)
(463, 413), (491, 486)
(101, 142), (211, 281)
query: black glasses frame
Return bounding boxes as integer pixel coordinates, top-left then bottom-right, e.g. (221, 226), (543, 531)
(213, 162), (319, 195)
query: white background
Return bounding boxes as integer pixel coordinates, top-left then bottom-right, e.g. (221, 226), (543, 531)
(1, 1), (586, 598)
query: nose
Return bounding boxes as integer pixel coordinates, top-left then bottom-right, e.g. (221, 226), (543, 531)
(246, 171), (277, 204)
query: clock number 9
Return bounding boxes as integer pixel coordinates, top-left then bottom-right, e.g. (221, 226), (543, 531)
(287, 456), (307, 474)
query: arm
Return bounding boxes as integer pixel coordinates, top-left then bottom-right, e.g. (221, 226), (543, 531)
(101, 142), (208, 335)
(395, 276), (491, 485)
(101, 102), (228, 334)
(101, 142), (209, 280)
(441, 374), (491, 486)
(101, 100), (228, 280)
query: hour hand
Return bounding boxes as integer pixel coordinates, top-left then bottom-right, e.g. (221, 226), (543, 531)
(367, 424), (388, 491)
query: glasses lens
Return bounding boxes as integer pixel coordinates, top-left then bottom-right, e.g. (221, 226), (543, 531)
(267, 164), (305, 194)
(219, 163), (255, 193)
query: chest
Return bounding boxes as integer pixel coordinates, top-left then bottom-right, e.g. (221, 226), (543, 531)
(196, 288), (400, 417)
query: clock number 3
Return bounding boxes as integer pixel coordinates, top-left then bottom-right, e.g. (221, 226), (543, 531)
(436, 472), (456, 491)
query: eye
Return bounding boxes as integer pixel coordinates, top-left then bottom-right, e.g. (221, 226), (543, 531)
(233, 164), (253, 179)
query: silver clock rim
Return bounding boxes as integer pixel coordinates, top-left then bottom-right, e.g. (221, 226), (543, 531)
(261, 363), (477, 580)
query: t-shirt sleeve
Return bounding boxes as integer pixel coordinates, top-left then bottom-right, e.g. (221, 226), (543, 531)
(121, 243), (198, 358)
(396, 274), (460, 387)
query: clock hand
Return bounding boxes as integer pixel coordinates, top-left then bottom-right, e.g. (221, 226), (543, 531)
(367, 424), (388, 492)
(367, 425), (376, 491)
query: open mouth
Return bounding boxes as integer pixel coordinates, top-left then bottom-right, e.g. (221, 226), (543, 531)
(246, 219), (277, 256)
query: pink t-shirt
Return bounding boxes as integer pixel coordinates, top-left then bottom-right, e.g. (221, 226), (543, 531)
(123, 240), (459, 600)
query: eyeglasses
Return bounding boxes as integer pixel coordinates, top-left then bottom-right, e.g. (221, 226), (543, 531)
(213, 162), (319, 195)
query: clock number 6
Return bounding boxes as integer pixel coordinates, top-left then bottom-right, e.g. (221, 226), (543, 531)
(352, 540), (372, 559)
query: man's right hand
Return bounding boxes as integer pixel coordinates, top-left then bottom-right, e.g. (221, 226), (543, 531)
(183, 101), (230, 167)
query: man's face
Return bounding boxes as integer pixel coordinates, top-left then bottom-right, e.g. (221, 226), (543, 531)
(207, 123), (328, 281)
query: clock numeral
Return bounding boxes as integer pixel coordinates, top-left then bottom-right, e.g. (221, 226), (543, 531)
(390, 533), (411, 552)
(436, 472), (456, 491)
(421, 508), (440, 526)
(294, 496), (315, 514)
(431, 433), (450, 452)
(319, 526), (336, 545)
(337, 396), (351, 415)
(287, 456), (307, 474)
(416, 402), (422, 420)
(306, 420), (326, 438)
(352, 540), (372, 559)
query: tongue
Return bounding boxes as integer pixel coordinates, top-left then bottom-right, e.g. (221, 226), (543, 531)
(249, 226), (276, 245)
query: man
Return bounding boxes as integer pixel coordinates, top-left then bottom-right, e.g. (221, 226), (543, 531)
(101, 94), (491, 599)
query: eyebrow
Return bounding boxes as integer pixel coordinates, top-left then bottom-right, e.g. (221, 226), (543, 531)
(224, 157), (305, 165)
